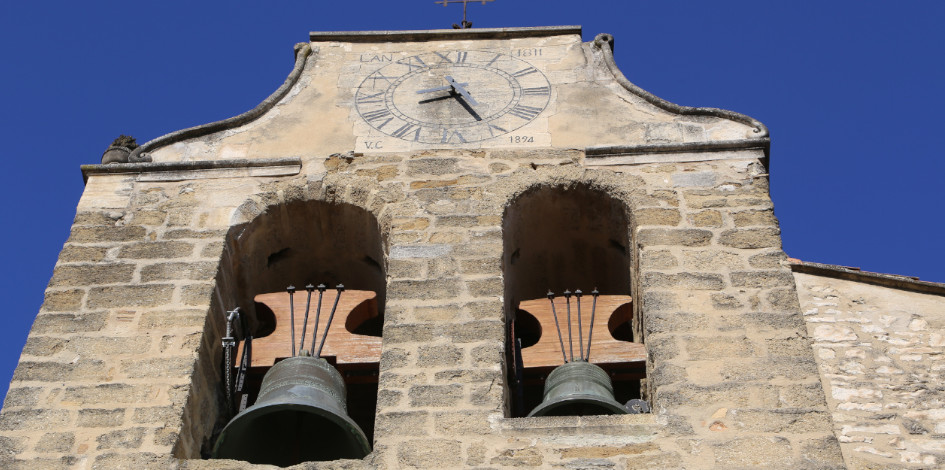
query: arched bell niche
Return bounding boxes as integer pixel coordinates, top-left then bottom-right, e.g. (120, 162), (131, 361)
(217, 198), (387, 452)
(502, 183), (644, 417)
(229, 199), (387, 336)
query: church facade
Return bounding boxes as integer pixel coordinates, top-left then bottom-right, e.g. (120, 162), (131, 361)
(1, 26), (941, 469)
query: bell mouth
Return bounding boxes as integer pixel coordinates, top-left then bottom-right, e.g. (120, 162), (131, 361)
(526, 393), (629, 417)
(527, 360), (629, 418)
(212, 356), (371, 466)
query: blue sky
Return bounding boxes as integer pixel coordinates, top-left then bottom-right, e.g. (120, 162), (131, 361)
(0, 1), (942, 402)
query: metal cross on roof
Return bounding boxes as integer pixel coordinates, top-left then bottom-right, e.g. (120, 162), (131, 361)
(436, 0), (495, 29)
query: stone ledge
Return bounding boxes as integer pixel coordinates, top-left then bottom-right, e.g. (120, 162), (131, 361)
(309, 26), (582, 43)
(497, 413), (661, 441)
(586, 139), (768, 166)
(790, 259), (945, 296)
(80, 158), (302, 183)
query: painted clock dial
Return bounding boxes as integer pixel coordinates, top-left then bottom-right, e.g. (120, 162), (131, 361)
(355, 50), (551, 144)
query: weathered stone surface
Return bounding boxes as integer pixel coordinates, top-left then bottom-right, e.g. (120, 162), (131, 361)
(388, 279), (463, 299)
(643, 272), (725, 290)
(444, 320), (503, 343)
(73, 211), (124, 226)
(795, 271), (945, 468)
(679, 249), (744, 271)
(139, 309), (206, 329)
(718, 227), (781, 249)
(732, 209), (778, 227)
(40, 290), (85, 312)
(491, 446), (543, 466)
(432, 410), (494, 435)
(711, 293), (743, 309)
(623, 452), (683, 470)
(672, 171), (716, 188)
(713, 436), (793, 467)
(417, 344), (463, 366)
(635, 208), (681, 226)
(120, 357), (194, 379)
(58, 245), (109, 263)
(13, 360), (109, 382)
(180, 283), (215, 306)
(61, 384), (156, 405)
(35, 432), (74, 453)
(0, 409), (70, 431)
(118, 241), (194, 259)
(92, 452), (171, 468)
(2, 387), (43, 409)
(131, 210), (167, 226)
(87, 285), (175, 308)
(406, 158), (459, 176)
(559, 442), (659, 459)
(78, 409), (125, 428)
(50, 263), (136, 286)
(140, 262), (217, 281)
(408, 384), (463, 407)
(375, 411), (430, 437)
(69, 225), (146, 243)
(730, 270), (795, 288)
(748, 250), (787, 268)
(685, 336), (755, 359)
(397, 439), (462, 468)
(163, 228), (227, 239)
(640, 249), (677, 269)
(22, 336), (66, 356)
(687, 209), (723, 227)
(31, 312), (105, 334)
(637, 228), (712, 246)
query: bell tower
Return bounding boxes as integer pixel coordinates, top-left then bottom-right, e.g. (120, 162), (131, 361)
(0, 26), (846, 468)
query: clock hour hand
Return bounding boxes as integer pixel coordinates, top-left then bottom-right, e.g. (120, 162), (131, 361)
(444, 75), (479, 107)
(416, 82), (468, 95)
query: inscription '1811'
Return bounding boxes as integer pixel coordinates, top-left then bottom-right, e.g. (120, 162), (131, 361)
(354, 50), (551, 144)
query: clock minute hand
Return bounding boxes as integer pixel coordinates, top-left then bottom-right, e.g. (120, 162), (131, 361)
(416, 82), (468, 95)
(445, 75), (479, 107)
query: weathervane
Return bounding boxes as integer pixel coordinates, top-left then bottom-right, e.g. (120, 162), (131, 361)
(436, 0), (495, 29)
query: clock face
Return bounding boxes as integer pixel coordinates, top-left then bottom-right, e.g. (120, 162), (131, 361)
(355, 50), (551, 144)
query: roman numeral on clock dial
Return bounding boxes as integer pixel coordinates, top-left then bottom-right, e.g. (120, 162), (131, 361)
(391, 123), (421, 141)
(355, 50), (551, 144)
(508, 104), (543, 120)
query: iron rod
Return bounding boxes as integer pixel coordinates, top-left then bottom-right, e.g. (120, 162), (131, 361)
(286, 286), (296, 357)
(547, 291), (568, 364)
(586, 289), (599, 361)
(309, 284), (327, 356)
(298, 284), (314, 354)
(575, 289), (584, 361)
(564, 290), (573, 362)
(315, 284), (345, 358)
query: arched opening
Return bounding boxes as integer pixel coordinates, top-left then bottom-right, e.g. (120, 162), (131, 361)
(231, 200), (386, 328)
(502, 183), (644, 417)
(208, 199), (385, 463)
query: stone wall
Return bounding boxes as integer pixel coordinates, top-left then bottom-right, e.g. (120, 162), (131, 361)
(0, 148), (845, 468)
(795, 270), (945, 468)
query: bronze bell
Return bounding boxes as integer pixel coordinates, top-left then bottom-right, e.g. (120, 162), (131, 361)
(527, 360), (629, 417)
(212, 355), (371, 466)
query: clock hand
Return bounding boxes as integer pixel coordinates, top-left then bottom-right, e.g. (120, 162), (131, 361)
(416, 82), (468, 95)
(445, 75), (479, 107)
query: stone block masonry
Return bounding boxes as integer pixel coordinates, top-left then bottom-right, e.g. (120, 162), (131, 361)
(0, 23), (851, 469)
(0, 147), (846, 469)
(795, 271), (945, 469)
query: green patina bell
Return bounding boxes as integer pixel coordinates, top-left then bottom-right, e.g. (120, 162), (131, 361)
(212, 355), (370, 466)
(527, 360), (629, 417)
